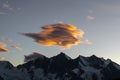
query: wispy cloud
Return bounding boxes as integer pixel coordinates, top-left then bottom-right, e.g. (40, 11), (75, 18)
(87, 15), (95, 20)
(23, 23), (90, 49)
(0, 1), (21, 15)
(1, 36), (13, 43)
(11, 45), (23, 51)
(0, 11), (6, 15)
(0, 42), (9, 52)
(84, 39), (92, 44)
(2, 1), (14, 11)
(53, 20), (64, 24)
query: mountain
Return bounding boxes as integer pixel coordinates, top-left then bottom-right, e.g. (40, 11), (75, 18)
(0, 52), (120, 80)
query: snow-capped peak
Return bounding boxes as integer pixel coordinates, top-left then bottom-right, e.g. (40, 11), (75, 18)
(1, 52), (120, 80)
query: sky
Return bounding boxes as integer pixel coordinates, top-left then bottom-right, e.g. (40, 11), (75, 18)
(0, 0), (120, 66)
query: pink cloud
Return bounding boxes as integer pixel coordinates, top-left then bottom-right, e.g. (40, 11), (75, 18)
(2, 1), (14, 11)
(0, 11), (6, 15)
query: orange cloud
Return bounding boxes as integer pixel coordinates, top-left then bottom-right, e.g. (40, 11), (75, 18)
(23, 23), (90, 49)
(0, 42), (9, 52)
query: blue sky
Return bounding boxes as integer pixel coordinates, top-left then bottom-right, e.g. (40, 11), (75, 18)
(0, 0), (120, 66)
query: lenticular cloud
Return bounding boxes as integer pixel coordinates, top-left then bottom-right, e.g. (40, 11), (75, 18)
(23, 23), (90, 49)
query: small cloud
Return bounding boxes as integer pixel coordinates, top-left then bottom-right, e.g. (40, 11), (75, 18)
(1, 36), (13, 43)
(53, 20), (64, 24)
(24, 52), (44, 62)
(0, 11), (6, 15)
(0, 48), (9, 52)
(0, 1), (21, 15)
(23, 23), (90, 49)
(11, 45), (23, 51)
(0, 42), (9, 52)
(1, 36), (23, 51)
(84, 39), (92, 44)
(2, 1), (14, 11)
(0, 57), (5, 60)
(87, 15), (95, 20)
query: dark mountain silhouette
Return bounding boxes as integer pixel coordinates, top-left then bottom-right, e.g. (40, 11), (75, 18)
(0, 52), (120, 80)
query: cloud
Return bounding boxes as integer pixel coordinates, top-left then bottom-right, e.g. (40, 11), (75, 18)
(24, 52), (44, 62)
(2, 1), (14, 11)
(53, 20), (64, 24)
(1, 36), (22, 51)
(0, 1), (21, 15)
(84, 39), (92, 44)
(0, 11), (6, 15)
(0, 57), (5, 60)
(1, 36), (13, 43)
(11, 45), (23, 51)
(23, 23), (90, 49)
(87, 15), (94, 20)
(0, 42), (9, 52)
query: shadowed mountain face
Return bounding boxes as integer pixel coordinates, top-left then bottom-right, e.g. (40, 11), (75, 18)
(0, 52), (120, 80)
(0, 76), (4, 80)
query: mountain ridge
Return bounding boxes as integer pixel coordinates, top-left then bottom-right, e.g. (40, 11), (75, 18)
(0, 52), (120, 80)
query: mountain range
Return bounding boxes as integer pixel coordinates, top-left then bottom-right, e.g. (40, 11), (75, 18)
(0, 52), (120, 80)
